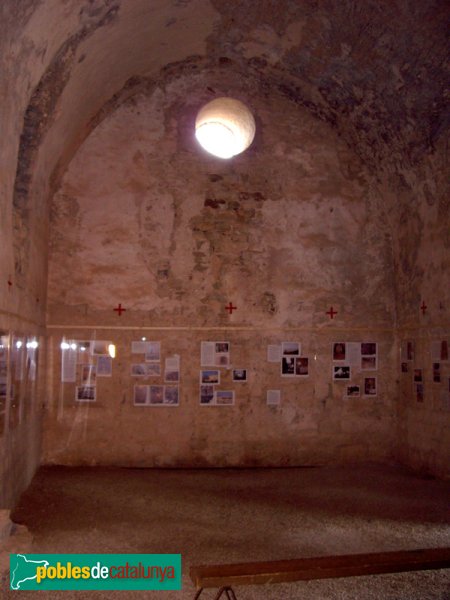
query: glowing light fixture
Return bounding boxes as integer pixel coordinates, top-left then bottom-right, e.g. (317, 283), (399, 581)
(108, 344), (116, 359)
(195, 97), (255, 159)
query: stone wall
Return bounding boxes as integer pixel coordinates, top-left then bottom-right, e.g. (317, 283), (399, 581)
(43, 86), (398, 468)
(43, 328), (396, 468)
(393, 141), (450, 478)
(0, 1), (53, 508)
(1, 0), (448, 500)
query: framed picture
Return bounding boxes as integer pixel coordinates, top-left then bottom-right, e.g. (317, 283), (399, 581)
(215, 342), (229, 353)
(200, 370), (220, 385)
(164, 369), (179, 383)
(282, 342), (300, 356)
(96, 355), (112, 377)
(131, 341), (148, 354)
(215, 354), (230, 367)
(215, 390), (234, 405)
(266, 389), (281, 405)
(295, 357), (309, 377)
(147, 363), (161, 377)
(149, 385), (164, 405)
(131, 363), (147, 377)
(333, 366), (350, 380)
(364, 377), (377, 397)
(333, 343), (346, 361)
(134, 385), (148, 405)
(361, 356), (377, 370)
(200, 385), (214, 405)
(232, 369), (247, 382)
(145, 342), (161, 362)
(281, 356), (295, 377)
(346, 385), (360, 398)
(361, 342), (377, 356)
(164, 385), (179, 405)
(80, 364), (96, 385)
(76, 385), (96, 402)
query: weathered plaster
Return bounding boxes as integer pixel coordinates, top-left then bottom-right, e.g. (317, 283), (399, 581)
(393, 139), (450, 478)
(42, 329), (396, 468)
(44, 83), (397, 467)
(47, 81), (394, 325)
(0, 0), (449, 508)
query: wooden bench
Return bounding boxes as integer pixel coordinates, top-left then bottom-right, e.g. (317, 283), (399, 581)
(190, 547), (450, 599)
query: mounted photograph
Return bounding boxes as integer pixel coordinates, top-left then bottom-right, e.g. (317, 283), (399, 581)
(164, 385), (179, 405)
(364, 377), (377, 397)
(333, 366), (351, 380)
(200, 385), (214, 405)
(282, 342), (300, 356)
(333, 342), (346, 361)
(133, 385), (148, 406)
(149, 385), (164, 405)
(295, 357), (309, 377)
(145, 341), (161, 362)
(281, 356), (295, 376)
(76, 385), (96, 402)
(346, 385), (360, 398)
(200, 370), (220, 385)
(215, 390), (234, 405)
(232, 369), (247, 382)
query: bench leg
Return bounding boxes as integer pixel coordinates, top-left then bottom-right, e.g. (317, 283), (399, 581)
(193, 586), (238, 600)
(214, 587), (238, 600)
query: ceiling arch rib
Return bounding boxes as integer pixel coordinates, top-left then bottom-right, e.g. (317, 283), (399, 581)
(12, 0), (450, 283)
(12, 0), (220, 282)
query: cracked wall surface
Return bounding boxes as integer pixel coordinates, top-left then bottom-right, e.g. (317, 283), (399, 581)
(44, 80), (398, 467)
(0, 0), (449, 506)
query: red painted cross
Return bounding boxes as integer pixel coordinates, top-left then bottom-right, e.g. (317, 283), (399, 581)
(225, 302), (237, 315)
(113, 303), (126, 316)
(326, 306), (337, 319)
(420, 301), (427, 315)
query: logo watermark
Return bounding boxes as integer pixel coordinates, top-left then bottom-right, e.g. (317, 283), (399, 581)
(10, 554), (181, 590)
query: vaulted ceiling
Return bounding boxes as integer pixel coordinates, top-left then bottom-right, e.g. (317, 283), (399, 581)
(6, 0), (448, 217)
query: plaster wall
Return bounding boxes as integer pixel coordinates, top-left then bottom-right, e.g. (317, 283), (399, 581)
(1, 0), (448, 499)
(0, 0), (85, 312)
(393, 144), (450, 478)
(0, 322), (45, 507)
(43, 328), (396, 468)
(44, 86), (397, 467)
(0, 1), (69, 507)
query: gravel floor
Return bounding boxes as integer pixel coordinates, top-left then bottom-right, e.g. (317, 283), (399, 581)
(1, 463), (449, 599)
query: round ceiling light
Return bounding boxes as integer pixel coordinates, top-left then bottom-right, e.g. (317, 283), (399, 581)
(195, 97), (255, 159)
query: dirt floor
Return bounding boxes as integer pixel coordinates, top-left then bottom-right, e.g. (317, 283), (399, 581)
(1, 463), (449, 599)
